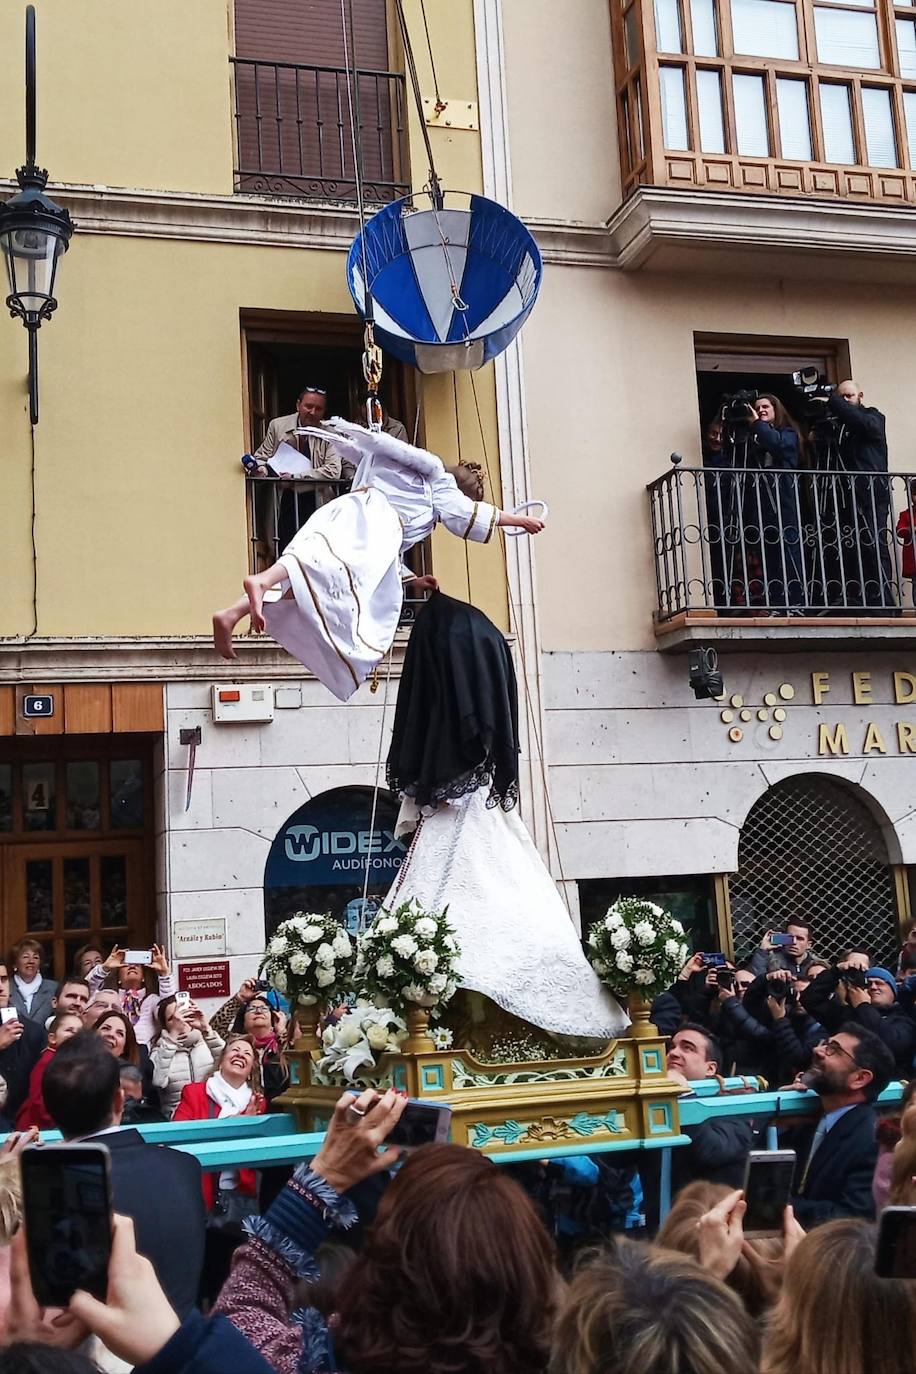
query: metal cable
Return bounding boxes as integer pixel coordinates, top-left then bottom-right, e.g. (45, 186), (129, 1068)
(419, 0), (443, 108)
(340, 0), (371, 315)
(394, 0), (442, 204)
(362, 646), (395, 910)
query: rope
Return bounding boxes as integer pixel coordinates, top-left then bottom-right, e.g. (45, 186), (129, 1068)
(419, 0), (444, 112)
(467, 370), (571, 911)
(362, 646), (395, 910)
(340, 0), (371, 316)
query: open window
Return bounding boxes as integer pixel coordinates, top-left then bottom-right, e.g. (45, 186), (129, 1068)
(695, 332), (849, 433)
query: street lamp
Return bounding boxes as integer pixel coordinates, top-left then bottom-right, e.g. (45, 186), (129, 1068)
(0, 5), (74, 425)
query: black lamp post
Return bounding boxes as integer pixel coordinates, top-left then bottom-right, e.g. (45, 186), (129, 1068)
(0, 6), (74, 425)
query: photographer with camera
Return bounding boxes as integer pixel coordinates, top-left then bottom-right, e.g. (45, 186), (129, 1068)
(801, 961), (915, 1075)
(823, 379), (894, 609)
(743, 396), (806, 611)
(718, 967), (826, 1087)
(748, 921), (824, 979)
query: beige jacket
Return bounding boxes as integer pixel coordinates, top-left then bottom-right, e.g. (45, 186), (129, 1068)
(253, 413), (342, 506)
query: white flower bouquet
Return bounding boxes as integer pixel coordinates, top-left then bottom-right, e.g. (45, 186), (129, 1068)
(355, 898), (460, 1013)
(316, 1004), (408, 1082)
(260, 912), (356, 1009)
(586, 897), (689, 998)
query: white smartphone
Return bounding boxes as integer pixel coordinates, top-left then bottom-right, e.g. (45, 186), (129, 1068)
(175, 990), (191, 1007)
(0, 1006), (20, 1024)
(123, 950), (152, 966)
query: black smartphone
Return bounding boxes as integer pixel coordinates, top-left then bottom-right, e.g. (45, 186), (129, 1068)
(346, 1091), (452, 1149)
(716, 968), (735, 990)
(702, 952), (728, 968)
(875, 1206), (916, 1278)
(21, 1143), (113, 1306)
(742, 1150), (797, 1237)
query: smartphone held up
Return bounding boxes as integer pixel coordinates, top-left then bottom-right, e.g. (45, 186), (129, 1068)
(742, 1150), (797, 1237)
(21, 1142), (113, 1306)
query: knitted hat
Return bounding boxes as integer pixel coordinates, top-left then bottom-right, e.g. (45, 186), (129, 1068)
(866, 966), (897, 997)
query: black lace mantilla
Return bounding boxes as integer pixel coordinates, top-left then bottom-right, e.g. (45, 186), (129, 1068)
(387, 760), (519, 812)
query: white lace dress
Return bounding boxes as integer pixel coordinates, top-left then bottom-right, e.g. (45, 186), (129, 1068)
(385, 789), (628, 1039)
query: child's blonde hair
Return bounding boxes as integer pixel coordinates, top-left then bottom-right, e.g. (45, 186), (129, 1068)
(447, 461), (485, 502)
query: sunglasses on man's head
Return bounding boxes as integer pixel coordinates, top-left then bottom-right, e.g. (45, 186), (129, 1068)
(300, 386), (327, 396)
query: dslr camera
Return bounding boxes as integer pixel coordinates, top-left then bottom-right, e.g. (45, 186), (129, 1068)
(766, 974), (797, 1005)
(840, 966), (867, 991)
(718, 389), (759, 425)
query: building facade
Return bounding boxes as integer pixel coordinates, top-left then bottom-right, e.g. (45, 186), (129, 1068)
(3, 0), (915, 995)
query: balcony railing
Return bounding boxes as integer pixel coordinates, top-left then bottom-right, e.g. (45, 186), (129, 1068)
(246, 475), (428, 624)
(648, 465), (916, 619)
(230, 58), (410, 204)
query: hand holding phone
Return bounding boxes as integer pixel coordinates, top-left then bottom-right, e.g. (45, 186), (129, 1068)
(311, 1088), (409, 1194)
(771, 933), (794, 947)
(702, 952), (728, 968)
(875, 1206), (916, 1278)
(123, 949), (152, 966)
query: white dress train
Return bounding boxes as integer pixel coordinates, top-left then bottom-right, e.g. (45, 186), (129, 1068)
(386, 789), (629, 1039)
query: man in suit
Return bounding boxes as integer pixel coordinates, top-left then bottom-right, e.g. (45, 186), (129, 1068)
(43, 1032), (206, 1316)
(251, 385), (342, 503)
(8, 938), (58, 1026)
(787, 1021), (895, 1228)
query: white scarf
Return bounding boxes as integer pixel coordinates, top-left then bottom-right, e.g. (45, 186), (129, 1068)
(14, 973), (41, 1012)
(205, 1071), (252, 1118)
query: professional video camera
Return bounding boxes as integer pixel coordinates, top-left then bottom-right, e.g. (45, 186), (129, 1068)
(792, 367), (836, 417)
(718, 389), (759, 425)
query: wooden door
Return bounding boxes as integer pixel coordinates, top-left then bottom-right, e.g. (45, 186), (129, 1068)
(2, 840), (148, 977)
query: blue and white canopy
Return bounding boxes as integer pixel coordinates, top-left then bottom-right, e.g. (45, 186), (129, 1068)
(347, 192), (542, 373)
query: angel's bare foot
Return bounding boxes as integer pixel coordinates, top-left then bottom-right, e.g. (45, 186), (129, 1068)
(243, 574), (268, 634)
(213, 608), (238, 659)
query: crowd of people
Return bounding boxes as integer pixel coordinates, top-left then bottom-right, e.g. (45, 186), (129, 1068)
(0, 919), (915, 1373)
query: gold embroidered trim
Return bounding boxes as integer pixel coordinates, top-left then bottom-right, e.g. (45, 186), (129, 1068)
(484, 505), (498, 544)
(462, 501), (479, 541)
(313, 528), (387, 657)
(296, 561), (361, 691)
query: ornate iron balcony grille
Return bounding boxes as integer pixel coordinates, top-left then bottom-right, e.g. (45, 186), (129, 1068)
(729, 775), (899, 967)
(647, 466), (916, 617)
(230, 58), (410, 204)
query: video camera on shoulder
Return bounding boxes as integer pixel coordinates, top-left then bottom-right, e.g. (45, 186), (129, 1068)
(718, 389), (759, 426)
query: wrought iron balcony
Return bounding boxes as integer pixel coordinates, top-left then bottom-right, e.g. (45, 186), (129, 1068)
(230, 58), (409, 204)
(647, 464), (916, 624)
(246, 474), (427, 624)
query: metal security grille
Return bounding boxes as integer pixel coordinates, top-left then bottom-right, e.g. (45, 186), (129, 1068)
(729, 776), (899, 967)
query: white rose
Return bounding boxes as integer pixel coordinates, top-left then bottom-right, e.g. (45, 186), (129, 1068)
(332, 931), (352, 958)
(428, 972), (448, 994)
(633, 920), (656, 946)
(443, 935), (458, 952)
(315, 943), (335, 967)
(648, 902), (664, 917)
(322, 1025), (336, 1047)
(316, 965), (336, 988)
(414, 917), (437, 938)
(337, 1021), (363, 1047)
(289, 952), (310, 974)
(302, 924), (325, 943)
(375, 916), (398, 934)
(634, 968), (654, 986)
(671, 919), (685, 935)
(376, 954), (395, 978)
(592, 959), (608, 975)
(402, 983), (425, 1001)
(442, 980), (457, 1000)
(366, 1024), (389, 1051)
(615, 950), (633, 972)
(610, 928), (631, 950)
(392, 935), (418, 958)
(414, 949), (438, 975)
(269, 935), (288, 956)
(604, 911), (623, 930)
(679, 943), (690, 964)
(664, 939), (680, 958)
(273, 970), (288, 993)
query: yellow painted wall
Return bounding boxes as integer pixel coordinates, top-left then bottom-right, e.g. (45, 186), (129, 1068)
(0, 0), (234, 196)
(0, 0), (507, 639)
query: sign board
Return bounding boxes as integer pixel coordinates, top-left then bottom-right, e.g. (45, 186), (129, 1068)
(177, 959), (230, 999)
(22, 694), (54, 719)
(172, 918), (227, 960)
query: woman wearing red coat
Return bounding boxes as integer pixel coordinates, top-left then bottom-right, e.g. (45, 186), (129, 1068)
(172, 1034), (267, 1211)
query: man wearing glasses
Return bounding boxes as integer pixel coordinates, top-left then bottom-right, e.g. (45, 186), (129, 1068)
(249, 385), (343, 553)
(788, 1023), (895, 1228)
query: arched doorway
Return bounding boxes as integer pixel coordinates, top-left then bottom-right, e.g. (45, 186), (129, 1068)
(263, 786), (406, 942)
(729, 775), (899, 966)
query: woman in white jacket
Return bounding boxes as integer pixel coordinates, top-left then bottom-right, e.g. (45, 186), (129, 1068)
(149, 996), (224, 1117)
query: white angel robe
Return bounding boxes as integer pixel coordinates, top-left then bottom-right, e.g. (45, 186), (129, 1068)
(262, 420), (499, 701)
(386, 789), (629, 1040)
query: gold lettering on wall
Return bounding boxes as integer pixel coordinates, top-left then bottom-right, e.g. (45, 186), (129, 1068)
(894, 672), (916, 705)
(898, 722), (916, 753)
(818, 723), (850, 756)
(852, 671), (873, 704)
(863, 723), (887, 754)
(812, 671), (831, 705)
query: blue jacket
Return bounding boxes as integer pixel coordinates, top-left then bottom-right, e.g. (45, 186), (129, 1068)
(136, 1310), (276, 1374)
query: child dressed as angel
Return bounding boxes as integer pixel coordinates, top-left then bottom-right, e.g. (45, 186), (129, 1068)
(212, 417), (544, 701)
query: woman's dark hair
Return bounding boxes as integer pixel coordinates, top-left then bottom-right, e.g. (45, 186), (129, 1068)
(153, 993), (178, 1045)
(1, 1344), (102, 1374)
(101, 961), (158, 997)
(656, 1180), (782, 1317)
(232, 996), (288, 1075)
(92, 1008), (140, 1067)
(756, 393), (807, 460)
(334, 1143), (558, 1374)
